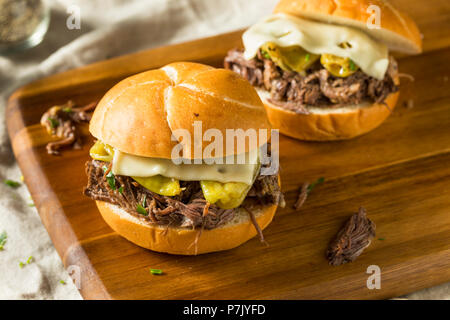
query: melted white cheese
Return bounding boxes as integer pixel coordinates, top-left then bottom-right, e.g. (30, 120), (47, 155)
(243, 14), (389, 80)
(112, 149), (259, 185)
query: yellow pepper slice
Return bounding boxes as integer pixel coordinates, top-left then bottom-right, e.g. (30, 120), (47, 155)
(89, 140), (115, 162)
(320, 54), (359, 78)
(90, 141), (181, 196)
(200, 180), (251, 209)
(133, 176), (182, 197)
(261, 42), (319, 73)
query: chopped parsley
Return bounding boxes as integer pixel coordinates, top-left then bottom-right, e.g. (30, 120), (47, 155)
(4, 179), (20, 188)
(59, 280), (66, 285)
(136, 195), (148, 216)
(307, 177), (325, 195)
(18, 256), (34, 268)
(0, 231), (7, 250)
(47, 117), (59, 129)
(102, 165), (116, 190)
(261, 50), (271, 60)
(378, 237), (385, 241)
(62, 107), (73, 113)
(150, 268), (163, 275)
(136, 204), (147, 215)
(118, 186), (124, 194)
(305, 53), (310, 62)
(349, 59), (357, 71)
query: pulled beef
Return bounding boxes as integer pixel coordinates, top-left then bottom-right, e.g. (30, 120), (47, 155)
(224, 49), (264, 86)
(293, 182), (309, 210)
(224, 49), (399, 114)
(40, 100), (97, 155)
(84, 160), (283, 230)
(326, 207), (376, 266)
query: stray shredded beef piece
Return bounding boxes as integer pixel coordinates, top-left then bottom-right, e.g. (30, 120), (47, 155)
(243, 206), (268, 245)
(83, 160), (284, 230)
(326, 207), (376, 266)
(293, 182), (309, 210)
(224, 49), (399, 113)
(40, 100), (97, 155)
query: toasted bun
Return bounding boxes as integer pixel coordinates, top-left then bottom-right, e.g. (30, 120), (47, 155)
(259, 89), (399, 141)
(96, 200), (277, 255)
(89, 62), (271, 159)
(274, 0), (422, 54)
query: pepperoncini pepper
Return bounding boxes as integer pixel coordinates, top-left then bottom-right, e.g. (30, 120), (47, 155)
(320, 54), (359, 77)
(200, 180), (251, 209)
(260, 42), (319, 73)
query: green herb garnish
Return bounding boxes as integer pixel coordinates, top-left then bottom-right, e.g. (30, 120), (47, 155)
(378, 237), (385, 241)
(150, 268), (163, 275)
(27, 256), (34, 264)
(48, 117), (59, 129)
(349, 59), (357, 71)
(102, 165), (116, 190)
(261, 50), (271, 60)
(4, 179), (20, 188)
(118, 186), (124, 194)
(136, 204), (147, 215)
(62, 107), (73, 113)
(0, 232), (7, 250)
(136, 195), (148, 216)
(59, 280), (66, 285)
(307, 177), (325, 194)
(19, 261), (25, 268)
(305, 53), (310, 62)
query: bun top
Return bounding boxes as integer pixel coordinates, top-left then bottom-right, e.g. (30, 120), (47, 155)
(274, 0), (422, 54)
(89, 62), (271, 159)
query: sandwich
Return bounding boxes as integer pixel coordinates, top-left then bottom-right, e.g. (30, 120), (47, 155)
(83, 62), (284, 255)
(225, 0), (422, 140)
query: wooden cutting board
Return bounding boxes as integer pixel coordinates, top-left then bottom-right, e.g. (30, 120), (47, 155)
(6, 0), (450, 300)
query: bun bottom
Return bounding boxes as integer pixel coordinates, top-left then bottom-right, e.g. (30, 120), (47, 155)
(96, 200), (277, 255)
(259, 89), (399, 141)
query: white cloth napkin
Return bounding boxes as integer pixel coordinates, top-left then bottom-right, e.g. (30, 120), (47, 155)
(0, 0), (448, 300)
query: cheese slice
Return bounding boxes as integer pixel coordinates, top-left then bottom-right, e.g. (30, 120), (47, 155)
(243, 13), (389, 80)
(112, 148), (260, 185)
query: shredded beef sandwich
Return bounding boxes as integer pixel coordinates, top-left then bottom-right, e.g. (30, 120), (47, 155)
(225, 49), (399, 114)
(83, 62), (284, 255)
(224, 0), (422, 140)
(84, 160), (284, 230)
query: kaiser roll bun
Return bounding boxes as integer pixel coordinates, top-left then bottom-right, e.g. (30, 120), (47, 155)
(96, 198), (278, 255)
(273, 0), (422, 54)
(259, 88), (399, 141)
(89, 62), (271, 159)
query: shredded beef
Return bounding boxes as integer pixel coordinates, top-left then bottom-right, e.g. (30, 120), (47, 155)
(84, 160), (283, 230)
(293, 182), (309, 210)
(326, 207), (376, 266)
(224, 49), (399, 114)
(40, 100), (97, 154)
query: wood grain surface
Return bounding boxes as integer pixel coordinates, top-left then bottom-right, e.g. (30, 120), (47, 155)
(5, 0), (450, 299)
